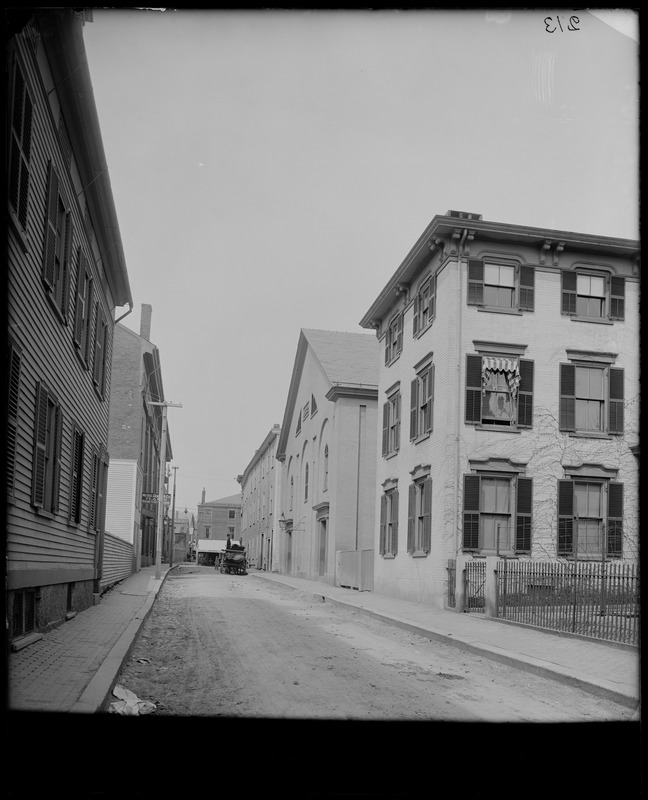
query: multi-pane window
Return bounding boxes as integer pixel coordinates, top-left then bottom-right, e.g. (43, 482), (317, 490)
(7, 341), (22, 498)
(43, 162), (72, 322)
(9, 60), (33, 232)
(558, 479), (623, 558)
(68, 425), (85, 524)
(73, 250), (93, 368)
(413, 274), (436, 335)
(32, 383), (63, 514)
(561, 270), (625, 321)
(407, 477), (432, 555)
(381, 390), (401, 457)
(410, 360), (434, 441)
(468, 260), (534, 311)
(385, 313), (403, 365)
(228, 509), (236, 519)
(559, 363), (624, 434)
(379, 487), (399, 557)
(465, 355), (534, 428)
(463, 474), (532, 554)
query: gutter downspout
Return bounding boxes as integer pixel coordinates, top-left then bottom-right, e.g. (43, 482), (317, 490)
(115, 302), (133, 324)
(453, 229), (468, 558)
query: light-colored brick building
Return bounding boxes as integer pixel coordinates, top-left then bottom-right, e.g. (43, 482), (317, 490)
(197, 490), (242, 543)
(275, 329), (379, 585)
(237, 425), (281, 571)
(360, 210), (639, 609)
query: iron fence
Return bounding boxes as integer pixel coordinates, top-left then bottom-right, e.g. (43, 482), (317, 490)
(497, 559), (640, 646)
(464, 559), (486, 613)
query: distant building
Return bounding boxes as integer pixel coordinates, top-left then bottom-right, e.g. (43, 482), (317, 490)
(360, 210), (640, 608)
(105, 305), (172, 574)
(275, 329), (379, 585)
(237, 424), (281, 571)
(7, 10), (133, 639)
(171, 508), (191, 563)
(196, 489), (242, 543)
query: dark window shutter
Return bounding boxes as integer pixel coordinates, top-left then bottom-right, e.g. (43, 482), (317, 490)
(90, 451), (99, 530)
(607, 482), (623, 556)
(60, 213), (72, 322)
(608, 367), (624, 434)
(51, 407), (63, 514)
(559, 364), (576, 431)
(407, 483), (416, 553)
(413, 294), (420, 336)
(83, 280), (94, 366)
(426, 364), (434, 434)
(515, 477), (532, 553)
(32, 383), (48, 508)
(558, 479), (574, 555)
(430, 273), (437, 319)
(422, 478), (432, 553)
(74, 249), (85, 346)
(517, 359), (534, 428)
(561, 270), (577, 314)
(7, 343), (22, 496)
(382, 402), (389, 457)
(394, 393), (401, 451)
(519, 265), (535, 311)
(463, 474), (480, 550)
(609, 276), (625, 321)
(467, 259), (484, 305)
(43, 162), (59, 290)
(392, 489), (399, 556)
(465, 354), (482, 423)
(69, 428), (84, 524)
(396, 314), (403, 354)
(9, 64), (33, 229)
(379, 493), (387, 555)
(93, 304), (104, 386)
(410, 378), (418, 440)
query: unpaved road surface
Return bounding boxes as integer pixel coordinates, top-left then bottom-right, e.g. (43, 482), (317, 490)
(107, 565), (634, 721)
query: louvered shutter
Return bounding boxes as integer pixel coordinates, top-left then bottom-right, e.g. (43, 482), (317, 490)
(381, 402), (389, 457)
(561, 271), (577, 315)
(60, 213), (72, 321)
(515, 477), (532, 553)
(463, 474), (480, 550)
(32, 383), (48, 508)
(467, 260), (484, 305)
(606, 482), (623, 557)
(410, 379), (418, 440)
(7, 343), (22, 496)
(422, 478), (432, 553)
(90, 451), (99, 530)
(517, 359), (534, 428)
(609, 277), (625, 321)
(396, 314), (403, 355)
(394, 393), (401, 451)
(379, 494), (387, 555)
(43, 162), (59, 290)
(391, 489), (399, 556)
(51, 407), (63, 513)
(608, 367), (624, 434)
(413, 294), (420, 336)
(93, 304), (105, 387)
(407, 483), (416, 553)
(9, 64), (32, 230)
(465, 354), (482, 423)
(74, 250), (86, 346)
(430, 273), (437, 319)
(519, 265), (535, 311)
(559, 364), (576, 431)
(426, 364), (435, 434)
(557, 480), (574, 555)
(69, 428), (83, 524)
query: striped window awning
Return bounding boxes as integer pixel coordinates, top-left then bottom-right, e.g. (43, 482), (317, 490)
(482, 356), (518, 374)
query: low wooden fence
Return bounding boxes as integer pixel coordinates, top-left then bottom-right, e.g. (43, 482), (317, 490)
(497, 560), (639, 646)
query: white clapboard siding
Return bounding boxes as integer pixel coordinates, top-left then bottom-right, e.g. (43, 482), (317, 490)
(100, 531), (133, 589)
(105, 459), (138, 543)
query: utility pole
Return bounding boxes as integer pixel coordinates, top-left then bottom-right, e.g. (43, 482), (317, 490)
(169, 466), (178, 569)
(150, 401), (182, 579)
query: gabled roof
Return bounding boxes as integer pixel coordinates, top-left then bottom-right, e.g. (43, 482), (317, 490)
(276, 328), (379, 460)
(203, 493), (242, 507)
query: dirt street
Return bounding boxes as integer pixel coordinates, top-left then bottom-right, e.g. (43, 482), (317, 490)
(107, 565), (634, 721)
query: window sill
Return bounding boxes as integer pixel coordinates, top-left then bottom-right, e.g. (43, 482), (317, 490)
(411, 550), (428, 558)
(476, 306), (523, 316)
(412, 433), (431, 445)
(382, 553), (396, 560)
(474, 424), (521, 434)
(8, 211), (29, 254)
(385, 354), (402, 367)
(33, 507), (56, 520)
(568, 431), (614, 440)
(566, 315), (614, 326)
(384, 451), (399, 461)
(414, 321), (434, 339)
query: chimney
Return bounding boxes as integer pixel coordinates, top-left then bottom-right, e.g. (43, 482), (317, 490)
(201, 487), (206, 504)
(140, 304), (152, 341)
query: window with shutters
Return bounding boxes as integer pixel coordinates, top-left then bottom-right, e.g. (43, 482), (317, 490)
(32, 383), (63, 515)
(92, 301), (109, 399)
(73, 249), (93, 368)
(7, 340), (22, 499)
(42, 161), (72, 323)
(407, 475), (432, 556)
(558, 479), (623, 558)
(465, 354), (534, 429)
(381, 387), (401, 458)
(379, 485), (399, 557)
(9, 60), (33, 236)
(68, 425), (85, 525)
(385, 312), (403, 365)
(89, 445), (109, 533)
(413, 274), (436, 337)
(410, 356), (434, 442)
(467, 259), (534, 313)
(561, 269), (625, 322)
(559, 361), (623, 436)
(463, 473), (532, 555)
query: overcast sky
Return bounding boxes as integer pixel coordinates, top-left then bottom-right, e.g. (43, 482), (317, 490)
(82, 9), (639, 517)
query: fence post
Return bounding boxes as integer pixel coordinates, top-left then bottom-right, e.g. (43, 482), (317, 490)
(455, 553), (467, 612)
(485, 556), (499, 617)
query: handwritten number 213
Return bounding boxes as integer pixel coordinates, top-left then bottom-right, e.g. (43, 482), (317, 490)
(544, 16), (580, 33)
